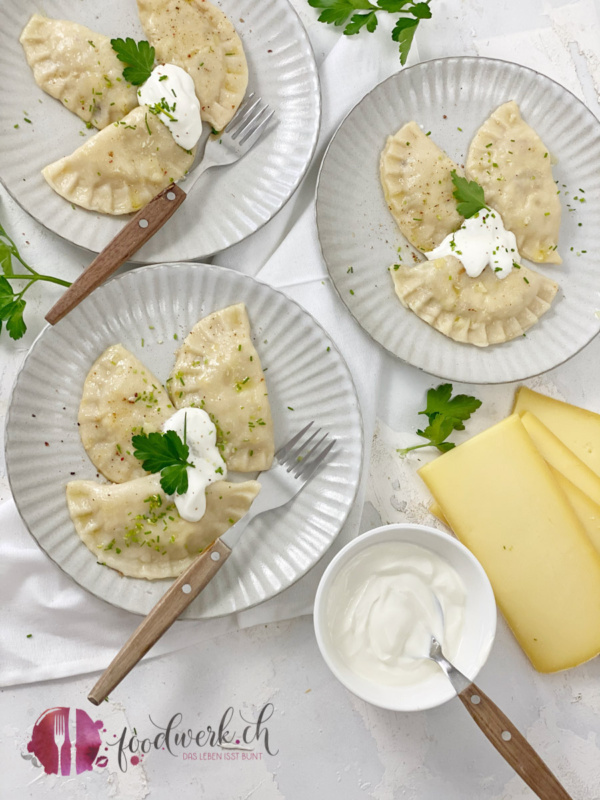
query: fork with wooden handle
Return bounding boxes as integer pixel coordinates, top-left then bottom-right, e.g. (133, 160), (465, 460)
(424, 636), (573, 800)
(46, 94), (274, 326)
(87, 422), (334, 706)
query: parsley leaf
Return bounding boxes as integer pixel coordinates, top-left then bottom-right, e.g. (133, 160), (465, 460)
(308, 0), (431, 63)
(419, 383), (482, 431)
(391, 16), (419, 64)
(110, 38), (155, 85)
(345, 10), (378, 33)
(132, 429), (193, 495)
(451, 170), (489, 218)
(398, 384), (482, 455)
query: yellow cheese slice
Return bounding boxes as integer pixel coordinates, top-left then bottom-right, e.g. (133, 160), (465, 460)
(418, 414), (600, 673)
(549, 467), (600, 557)
(431, 472), (600, 558)
(520, 411), (600, 506)
(514, 387), (600, 477)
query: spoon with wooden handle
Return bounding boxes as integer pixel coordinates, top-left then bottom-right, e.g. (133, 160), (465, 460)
(45, 94), (273, 325)
(416, 634), (572, 799)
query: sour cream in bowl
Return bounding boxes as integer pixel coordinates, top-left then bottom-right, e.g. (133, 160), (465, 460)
(313, 524), (496, 711)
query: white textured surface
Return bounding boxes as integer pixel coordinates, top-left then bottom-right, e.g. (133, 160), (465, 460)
(2, 1), (600, 798)
(0, 0), (320, 261)
(317, 56), (600, 384)
(5, 264), (362, 617)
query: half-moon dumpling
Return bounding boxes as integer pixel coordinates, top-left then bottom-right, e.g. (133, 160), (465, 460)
(78, 344), (173, 483)
(380, 122), (464, 252)
(391, 255), (558, 347)
(466, 101), (562, 264)
(169, 304), (274, 472)
(66, 474), (260, 579)
(137, 0), (248, 132)
(20, 15), (138, 129)
(42, 106), (194, 214)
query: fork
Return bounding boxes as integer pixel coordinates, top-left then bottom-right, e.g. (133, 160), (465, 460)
(54, 713), (65, 776)
(87, 422), (335, 705)
(46, 94), (275, 325)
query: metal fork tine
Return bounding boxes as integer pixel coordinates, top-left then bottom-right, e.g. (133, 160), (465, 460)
(232, 104), (270, 141)
(295, 438), (336, 480)
(275, 422), (313, 462)
(239, 109), (275, 147)
(229, 96), (263, 135)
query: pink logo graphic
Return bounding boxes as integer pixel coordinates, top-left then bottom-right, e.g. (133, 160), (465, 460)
(27, 707), (105, 776)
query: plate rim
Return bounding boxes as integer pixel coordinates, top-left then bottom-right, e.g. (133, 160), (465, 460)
(5, 261), (364, 618)
(315, 55), (600, 385)
(0, 0), (322, 263)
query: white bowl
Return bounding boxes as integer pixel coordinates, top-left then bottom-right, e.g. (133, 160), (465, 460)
(313, 523), (497, 711)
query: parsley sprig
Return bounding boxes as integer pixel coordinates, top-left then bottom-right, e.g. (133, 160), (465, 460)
(307, 0), (432, 64)
(132, 427), (194, 495)
(0, 221), (71, 341)
(110, 38), (155, 85)
(398, 384), (482, 455)
(451, 170), (489, 219)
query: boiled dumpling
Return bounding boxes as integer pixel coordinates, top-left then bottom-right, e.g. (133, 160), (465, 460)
(42, 106), (194, 214)
(466, 101), (561, 264)
(380, 122), (464, 252)
(78, 344), (173, 483)
(391, 255), (558, 347)
(137, 0), (248, 132)
(169, 304), (274, 472)
(20, 14), (138, 129)
(66, 474), (260, 579)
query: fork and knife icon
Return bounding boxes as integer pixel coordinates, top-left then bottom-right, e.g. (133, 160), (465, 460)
(53, 710), (77, 776)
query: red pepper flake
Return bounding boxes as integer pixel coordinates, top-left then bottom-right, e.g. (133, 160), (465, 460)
(44, 442), (49, 446)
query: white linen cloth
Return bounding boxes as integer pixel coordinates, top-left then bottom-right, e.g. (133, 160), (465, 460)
(0, 17), (407, 687)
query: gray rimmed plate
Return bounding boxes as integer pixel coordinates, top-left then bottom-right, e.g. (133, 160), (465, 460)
(0, 0), (320, 262)
(316, 57), (600, 384)
(5, 263), (363, 618)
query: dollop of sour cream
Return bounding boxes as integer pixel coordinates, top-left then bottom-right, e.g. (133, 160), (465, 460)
(427, 208), (520, 280)
(327, 543), (466, 686)
(138, 64), (202, 150)
(162, 408), (227, 522)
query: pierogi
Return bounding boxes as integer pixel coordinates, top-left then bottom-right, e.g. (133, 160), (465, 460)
(169, 304), (275, 472)
(42, 106), (195, 214)
(20, 15), (138, 129)
(137, 0), (248, 132)
(380, 121), (464, 252)
(67, 474), (260, 579)
(78, 344), (173, 484)
(466, 101), (562, 264)
(391, 256), (558, 347)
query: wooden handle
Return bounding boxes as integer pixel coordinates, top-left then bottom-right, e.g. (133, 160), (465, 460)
(46, 183), (186, 325)
(87, 538), (231, 705)
(459, 683), (573, 800)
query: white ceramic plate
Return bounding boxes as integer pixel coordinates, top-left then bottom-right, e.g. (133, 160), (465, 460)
(316, 57), (600, 384)
(0, 0), (320, 262)
(5, 264), (363, 618)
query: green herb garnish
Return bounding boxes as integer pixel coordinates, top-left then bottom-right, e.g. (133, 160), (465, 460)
(132, 429), (194, 495)
(110, 38), (155, 85)
(307, 0), (432, 65)
(450, 170), (489, 218)
(0, 221), (71, 341)
(398, 383), (482, 455)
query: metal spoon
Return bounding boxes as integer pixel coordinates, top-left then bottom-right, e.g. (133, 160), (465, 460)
(410, 620), (572, 799)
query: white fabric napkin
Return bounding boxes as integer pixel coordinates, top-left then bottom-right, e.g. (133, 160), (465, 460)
(0, 20), (408, 687)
